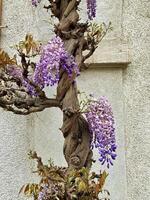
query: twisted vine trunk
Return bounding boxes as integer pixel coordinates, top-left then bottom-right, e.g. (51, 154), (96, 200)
(54, 0), (93, 170)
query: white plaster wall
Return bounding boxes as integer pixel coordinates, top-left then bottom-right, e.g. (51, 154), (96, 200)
(122, 0), (150, 199)
(0, 113), (33, 200)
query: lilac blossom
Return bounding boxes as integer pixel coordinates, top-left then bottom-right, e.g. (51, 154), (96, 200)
(85, 96), (117, 168)
(31, 0), (41, 7)
(38, 183), (63, 200)
(22, 79), (37, 96)
(34, 36), (79, 89)
(6, 37), (79, 95)
(86, 0), (97, 20)
(6, 65), (36, 96)
(38, 185), (48, 200)
(6, 65), (23, 79)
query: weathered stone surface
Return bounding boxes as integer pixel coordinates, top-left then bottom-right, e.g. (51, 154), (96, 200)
(86, 38), (130, 65)
(122, 0), (150, 199)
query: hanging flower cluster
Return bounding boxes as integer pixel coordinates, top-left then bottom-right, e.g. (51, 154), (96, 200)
(5, 36), (79, 95)
(85, 96), (117, 168)
(31, 0), (41, 7)
(6, 65), (37, 95)
(86, 0), (97, 20)
(34, 36), (79, 89)
(6, 65), (23, 79)
(38, 185), (49, 200)
(38, 183), (64, 200)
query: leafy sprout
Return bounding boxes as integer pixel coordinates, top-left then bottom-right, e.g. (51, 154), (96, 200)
(20, 152), (110, 200)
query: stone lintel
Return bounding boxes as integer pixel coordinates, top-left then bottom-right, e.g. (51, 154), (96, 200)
(85, 38), (131, 67)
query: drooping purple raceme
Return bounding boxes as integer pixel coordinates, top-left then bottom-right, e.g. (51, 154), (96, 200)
(6, 37), (79, 95)
(34, 36), (79, 89)
(86, 0), (97, 20)
(85, 96), (117, 168)
(6, 65), (23, 79)
(38, 185), (48, 200)
(31, 0), (41, 7)
(6, 65), (37, 96)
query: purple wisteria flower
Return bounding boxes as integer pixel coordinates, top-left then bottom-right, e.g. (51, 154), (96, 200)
(85, 96), (117, 168)
(34, 36), (79, 89)
(6, 65), (23, 79)
(38, 183), (64, 200)
(31, 0), (41, 7)
(6, 65), (36, 96)
(6, 37), (79, 95)
(38, 185), (48, 200)
(86, 0), (97, 20)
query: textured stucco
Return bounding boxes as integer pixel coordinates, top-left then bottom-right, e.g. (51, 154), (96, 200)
(122, 0), (150, 199)
(0, 1), (48, 200)
(0, 113), (34, 200)
(0, 0), (150, 200)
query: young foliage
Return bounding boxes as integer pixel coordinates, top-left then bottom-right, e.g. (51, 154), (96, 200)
(0, 49), (17, 66)
(20, 152), (110, 200)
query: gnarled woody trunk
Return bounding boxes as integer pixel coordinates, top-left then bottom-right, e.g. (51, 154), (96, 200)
(53, 0), (93, 169)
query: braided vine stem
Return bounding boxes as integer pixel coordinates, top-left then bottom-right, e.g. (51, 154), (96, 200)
(51, 0), (95, 170)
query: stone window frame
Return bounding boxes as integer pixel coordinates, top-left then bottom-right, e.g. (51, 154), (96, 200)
(86, 38), (130, 68)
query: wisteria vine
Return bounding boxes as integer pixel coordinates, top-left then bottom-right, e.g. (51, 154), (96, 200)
(7, 37), (116, 170)
(0, 0), (118, 200)
(6, 36), (79, 95)
(85, 96), (117, 168)
(86, 0), (97, 20)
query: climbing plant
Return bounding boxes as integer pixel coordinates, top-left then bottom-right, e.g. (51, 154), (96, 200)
(0, 0), (117, 199)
